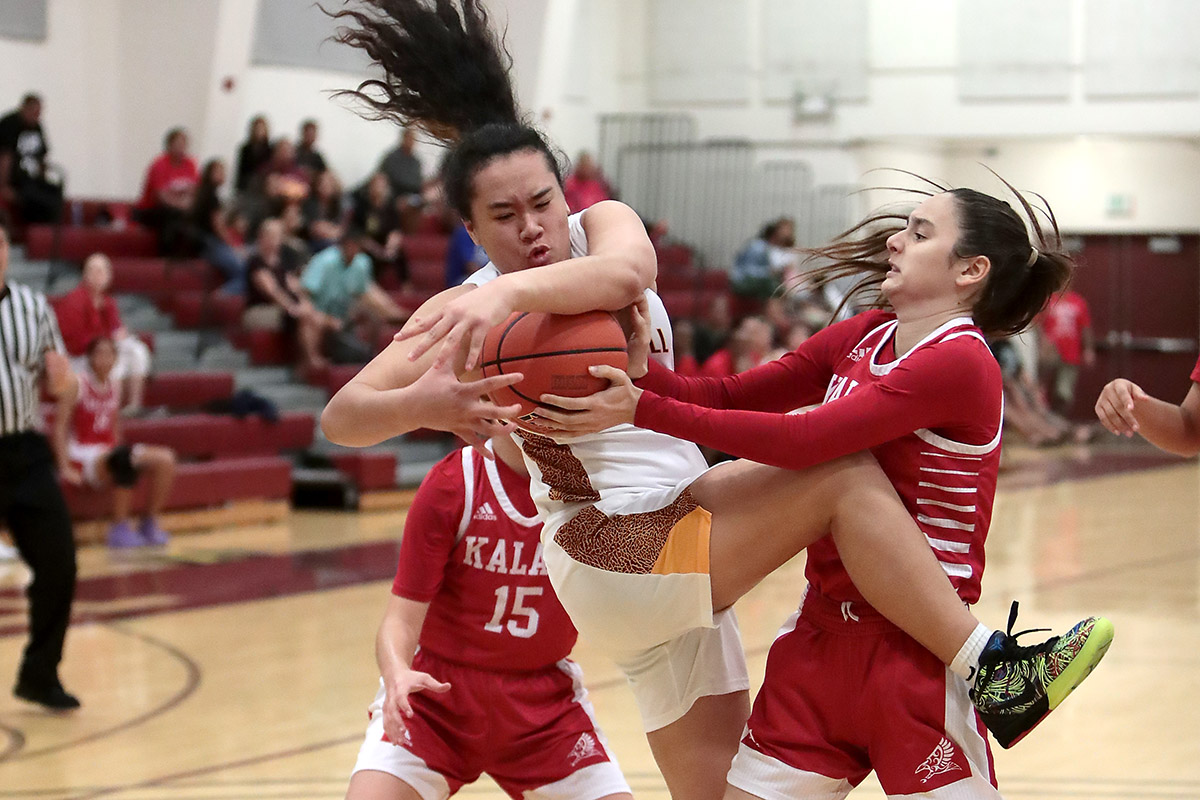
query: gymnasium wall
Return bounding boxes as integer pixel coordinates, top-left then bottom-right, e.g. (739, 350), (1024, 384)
(0, 0), (1198, 233)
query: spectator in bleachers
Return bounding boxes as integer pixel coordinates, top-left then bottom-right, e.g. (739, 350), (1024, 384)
(351, 172), (407, 287)
(692, 292), (733, 365)
(731, 216), (798, 301)
(378, 125), (424, 202)
(301, 228), (408, 364)
(295, 119), (327, 178)
(301, 168), (346, 253)
(0, 93), (63, 224)
(53, 336), (176, 548)
(563, 151), (614, 214)
(444, 218), (487, 287)
(192, 159), (248, 294)
(134, 127), (199, 254)
(235, 115), (272, 194)
(262, 138), (310, 210)
(700, 315), (776, 378)
(1038, 288), (1096, 417)
(672, 319), (701, 378)
(246, 218), (338, 373)
(55, 253), (152, 414)
(993, 335), (1094, 446)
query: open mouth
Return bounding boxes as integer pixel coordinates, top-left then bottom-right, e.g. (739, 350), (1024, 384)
(528, 245), (552, 266)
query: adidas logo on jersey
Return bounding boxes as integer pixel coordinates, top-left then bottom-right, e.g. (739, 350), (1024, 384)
(473, 502), (498, 521)
(567, 732), (601, 766)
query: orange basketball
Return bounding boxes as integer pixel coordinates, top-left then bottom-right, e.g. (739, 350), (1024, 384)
(481, 310), (628, 430)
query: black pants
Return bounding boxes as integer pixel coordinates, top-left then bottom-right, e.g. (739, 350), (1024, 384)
(0, 432), (76, 687)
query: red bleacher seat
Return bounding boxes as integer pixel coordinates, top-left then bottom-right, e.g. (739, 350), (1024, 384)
(123, 412), (314, 460)
(143, 371), (234, 411)
(655, 244), (695, 271)
(232, 328), (294, 366)
(25, 224), (158, 261)
(390, 288), (438, 313)
(656, 269), (699, 292)
(404, 233), (450, 261)
(168, 291), (245, 328)
(330, 452), (397, 492)
(62, 455), (293, 519)
(407, 258), (446, 293)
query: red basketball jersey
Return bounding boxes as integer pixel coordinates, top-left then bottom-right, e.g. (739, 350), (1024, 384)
(804, 314), (1001, 604)
(635, 309), (1003, 604)
(71, 372), (119, 447)
(392, 447), (578, 672)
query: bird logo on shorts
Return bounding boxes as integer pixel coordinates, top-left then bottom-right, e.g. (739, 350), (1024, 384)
(567, 732), (600, 766)
(915, 737), (962, 784)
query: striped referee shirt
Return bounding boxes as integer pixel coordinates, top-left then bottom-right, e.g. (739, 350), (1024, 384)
(0, 282), (65, 435)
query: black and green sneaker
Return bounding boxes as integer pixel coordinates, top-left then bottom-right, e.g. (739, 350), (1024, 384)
(970, 602), (1114, 749)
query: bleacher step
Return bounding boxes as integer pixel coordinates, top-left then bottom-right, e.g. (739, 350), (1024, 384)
(235, 366), (295, 388)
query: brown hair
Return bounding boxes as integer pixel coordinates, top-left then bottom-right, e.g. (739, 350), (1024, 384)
(798, 173), (1074, 336)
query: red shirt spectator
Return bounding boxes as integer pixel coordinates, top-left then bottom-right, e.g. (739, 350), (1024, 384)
(1039, 289), (1094, 366)
(137, 129), (199, 211)
(53, 283), (121, 357)
(563, 152), (613, 214)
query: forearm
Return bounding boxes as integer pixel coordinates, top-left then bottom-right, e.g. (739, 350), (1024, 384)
(322, 380), (432, 446)
(499, 250), (648, 314)
(375, 606), (423, 682)
(1132, 395), (1200, 456)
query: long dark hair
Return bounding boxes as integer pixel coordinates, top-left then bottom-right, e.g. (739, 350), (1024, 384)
(330, 0), (564, 219)
(798, 172), (1074, 336)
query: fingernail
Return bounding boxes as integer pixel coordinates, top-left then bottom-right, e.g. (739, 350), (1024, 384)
(589, 366), (599, 375)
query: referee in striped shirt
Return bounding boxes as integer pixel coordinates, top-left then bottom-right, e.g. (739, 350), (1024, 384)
(0, 221), (81, 710)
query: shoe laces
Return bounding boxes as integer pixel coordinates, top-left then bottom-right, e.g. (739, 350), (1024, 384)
(996, 601), (1056, 661)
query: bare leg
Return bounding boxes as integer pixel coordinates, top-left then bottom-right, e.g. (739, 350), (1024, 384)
(111, 487), (132, 525)
(344, 771), (424, 800)
(297, 315), (329, 371)
(124, 375), (146, 411)
(646, 691), (751, 800)
(693, 453), (977, 666)
(134, 446), (176, 518)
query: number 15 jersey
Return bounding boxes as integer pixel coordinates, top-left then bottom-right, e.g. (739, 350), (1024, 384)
(391, 446), (579, 672)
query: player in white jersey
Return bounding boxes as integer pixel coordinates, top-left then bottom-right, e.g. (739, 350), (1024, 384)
(323, 4), (1109, 797)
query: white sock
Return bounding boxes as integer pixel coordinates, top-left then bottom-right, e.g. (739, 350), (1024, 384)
(950, 623), (993, 685)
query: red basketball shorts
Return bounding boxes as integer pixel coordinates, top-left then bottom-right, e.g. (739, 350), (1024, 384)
(727, 588), (999, 799)
(352, 650), (629, 800)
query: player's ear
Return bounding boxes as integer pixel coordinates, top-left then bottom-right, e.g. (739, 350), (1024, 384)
(464, 220), (480, 245)
(957, 254), (990, 289)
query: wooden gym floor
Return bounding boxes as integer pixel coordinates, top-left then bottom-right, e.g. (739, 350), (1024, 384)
(1, 439), (1197, 799)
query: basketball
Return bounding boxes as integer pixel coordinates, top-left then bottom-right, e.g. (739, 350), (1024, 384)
(481, 310), (628, 429)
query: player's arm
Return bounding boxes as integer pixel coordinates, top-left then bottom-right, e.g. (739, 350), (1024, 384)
(1096, 378), (1200, 456)
(375, 594), (451, 744)
(320, 286), (523, 448)
(400, 200), (656, 371)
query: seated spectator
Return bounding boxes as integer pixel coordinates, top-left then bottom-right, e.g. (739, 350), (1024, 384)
(261, 138), (310, 212)
(731, 217), (798, 301)
(301, 228), (408, 364)
(134, 127), (199, 254)
(563, 151), (613, 213)
(192, 158), (248, 293)
(235, 115), (272, 195)
(55, 253), (153, 412)
(246, 218), (339, 373)
(444, 218), (487, 287)
(993, 336), (1094, 446)
(295, 119), (327, 178)
(700, 315), (775, 377)
(0, 93), (63, 224)
(693, 292), (733, 365)
(52, 337), (176, 548)
(351, 172), (407, 285)
(672, 319), (700, 378)
(378, 126), (424, 201)
(301, 168), (346, 252)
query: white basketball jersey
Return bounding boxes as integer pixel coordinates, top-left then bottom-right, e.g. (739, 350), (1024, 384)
(466, 210), (709, 533)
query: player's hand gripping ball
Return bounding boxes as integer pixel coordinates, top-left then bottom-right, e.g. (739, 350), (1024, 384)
(481, 310), (628, 433)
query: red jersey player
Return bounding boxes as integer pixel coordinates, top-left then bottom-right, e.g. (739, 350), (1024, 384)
(52, 336), (176, 548)
(541, 184), (1115, 798)
(347, 434), (631, 800)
